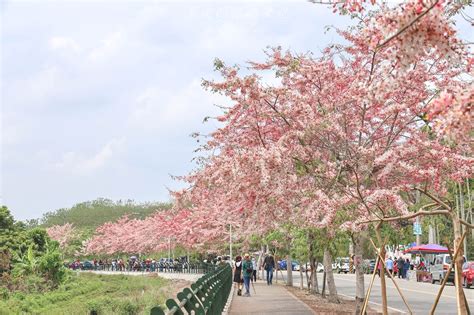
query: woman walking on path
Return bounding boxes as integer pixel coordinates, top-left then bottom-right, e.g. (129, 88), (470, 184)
(233, 256), (243, 296)
(242, 253), (253, 297)
(251, 256), (257, 282)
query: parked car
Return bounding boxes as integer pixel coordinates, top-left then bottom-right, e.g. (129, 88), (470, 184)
(278, 260), (298, 271)
(336, 257), (350, 274)
(430, 254), (466, 284)
(462, 261), (474, 288)
(316, 262), (324, 272)
(363, 259), (376, 274)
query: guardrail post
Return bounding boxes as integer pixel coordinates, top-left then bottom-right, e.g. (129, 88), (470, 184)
(150, 264), (232, 315)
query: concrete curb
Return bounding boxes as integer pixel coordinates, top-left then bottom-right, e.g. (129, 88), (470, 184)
(222, 284), (235, 315)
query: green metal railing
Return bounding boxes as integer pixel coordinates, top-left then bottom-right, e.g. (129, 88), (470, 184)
(150, 264), (232, 315)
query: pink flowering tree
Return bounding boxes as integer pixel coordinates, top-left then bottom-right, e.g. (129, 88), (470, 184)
(85, 208), (200, 256)
(84, 1), (471, 312)
(174, 1), (472, 311)
(46, 223), (77, 252)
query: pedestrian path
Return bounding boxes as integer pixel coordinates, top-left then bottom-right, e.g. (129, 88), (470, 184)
(228, 282), (314, 315)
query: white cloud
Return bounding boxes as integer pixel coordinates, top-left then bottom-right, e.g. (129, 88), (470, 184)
(18, 66), (60, 103)
(49, 36), (80, 53)
(128, 79), (226, 132)
(53, 137), (125, 174)
(87, 31), (123, 61)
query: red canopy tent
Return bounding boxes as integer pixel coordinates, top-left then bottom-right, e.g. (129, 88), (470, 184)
(404, 244), (450, 254)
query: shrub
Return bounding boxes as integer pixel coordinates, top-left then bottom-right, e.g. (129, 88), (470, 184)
(119, 300), (140, 315)
(86, 299), (104, 315)
(37, 241), (67, 286)
(0, 287), (9, 300)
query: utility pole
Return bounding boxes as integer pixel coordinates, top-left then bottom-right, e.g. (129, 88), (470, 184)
(416, 217), (421, 246)
(415, 190), (421, 246)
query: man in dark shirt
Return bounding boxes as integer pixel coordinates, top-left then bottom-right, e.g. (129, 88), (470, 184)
(263, 253), (275, 285)
(397, 257), (404, 278)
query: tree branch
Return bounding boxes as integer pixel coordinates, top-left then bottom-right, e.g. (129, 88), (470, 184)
(460, 219), (474, 230)
(414, 187), (453, 212)
(264, 95), (291, 127)
(368, 50), (377, 83)
(253, 105), (267, 149)
(376, 0), (440, 50)
(358, 209), (450, 225)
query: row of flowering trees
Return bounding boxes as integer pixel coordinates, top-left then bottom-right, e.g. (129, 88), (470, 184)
(58, 1), (473, 314)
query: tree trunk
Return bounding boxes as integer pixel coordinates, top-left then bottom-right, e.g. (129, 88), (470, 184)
(312, 259), (319, 294)
(308, 230), (319, 294)
(305, 268), (311, 291)
(323, 248), (339, 303)
(353, 233), (365, 314)
(322, 271), (326, 298)
(375, 223), (388, 315)
(257, 245), (264, 280)
(286, 254), (293, 286)
(452, 215), (468, 314)
(300, 267), (304, 290)
(261, 245), (267, 280)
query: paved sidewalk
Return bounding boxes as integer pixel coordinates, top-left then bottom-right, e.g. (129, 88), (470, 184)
(228, 282), (315, 315)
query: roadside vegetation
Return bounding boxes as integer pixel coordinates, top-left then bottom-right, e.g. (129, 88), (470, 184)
(0, 273), (169, 315)
(0, 206), (172, 315)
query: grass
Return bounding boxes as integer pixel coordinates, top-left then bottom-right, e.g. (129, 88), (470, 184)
(0, 273), (171, 315)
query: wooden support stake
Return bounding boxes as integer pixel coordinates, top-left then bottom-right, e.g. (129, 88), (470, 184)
(369, 239), (413, 315)
(429, 231), (467, 315)
(360, 255), (379, 315)
(361, 236), (388, 315)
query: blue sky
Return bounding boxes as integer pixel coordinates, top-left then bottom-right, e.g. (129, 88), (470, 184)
(1, 1), (472, 220)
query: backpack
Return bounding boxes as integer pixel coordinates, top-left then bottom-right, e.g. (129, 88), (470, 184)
(246, 263), (253, 274)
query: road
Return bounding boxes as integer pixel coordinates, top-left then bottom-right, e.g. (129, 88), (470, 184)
(272, 271), (473, 314)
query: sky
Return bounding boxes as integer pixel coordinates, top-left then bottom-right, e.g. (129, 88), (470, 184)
(1, 1), (472, 220)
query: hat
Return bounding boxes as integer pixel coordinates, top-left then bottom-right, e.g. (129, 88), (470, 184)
(244, 253), (250, 257)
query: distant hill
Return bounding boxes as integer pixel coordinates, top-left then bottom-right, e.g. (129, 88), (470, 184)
(35, 198), (172, 229)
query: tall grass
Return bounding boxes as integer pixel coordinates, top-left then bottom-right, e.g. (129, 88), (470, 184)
(0, 273), (170, 315)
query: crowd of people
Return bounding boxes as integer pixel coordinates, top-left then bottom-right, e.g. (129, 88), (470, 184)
(67, 257), (191, 272)
(379, 256), (413, 279)
(232, 252), (425, 298)
(232, 252), (275, 297)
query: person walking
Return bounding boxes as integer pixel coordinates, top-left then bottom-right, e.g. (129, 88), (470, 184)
(397, 257), (404, 278)
(251, 256), (257, 282)
(263, 253), (275, 285)
(403, 258), (410, 280)
(242, 253), (253, 297)
(233, 256), (243, 296)
(385, 257), (394, 276)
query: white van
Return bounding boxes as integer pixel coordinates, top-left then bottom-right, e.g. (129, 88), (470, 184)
(430, 254), (466, 284)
